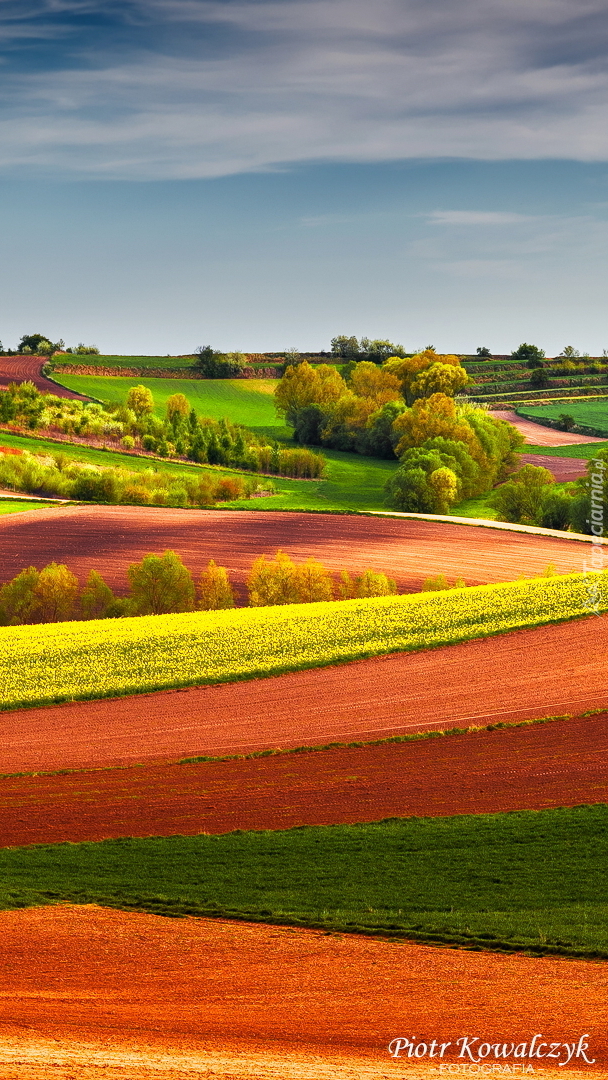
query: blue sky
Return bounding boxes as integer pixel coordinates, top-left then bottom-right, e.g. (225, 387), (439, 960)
(1, 0), (607, 354)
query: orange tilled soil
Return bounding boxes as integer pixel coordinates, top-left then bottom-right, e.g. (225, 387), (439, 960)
(0, 906), (605, 1079)
(1, 617), (606, 774)
(493, 411), (607, 446)
(0, 506), (590, 600)
(2, 713), (608, 846)
(0, 356), (89, 399)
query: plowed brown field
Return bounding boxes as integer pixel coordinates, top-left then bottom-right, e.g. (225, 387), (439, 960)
(1, 616), (606, 774)
(0, 356), (89, 399)
(0, 506), (590, 596)
(2, 713), (607, 847)
(0, 905), (605, 1079)
(493, 410), (607, 445)
(521, 452), (589, 480)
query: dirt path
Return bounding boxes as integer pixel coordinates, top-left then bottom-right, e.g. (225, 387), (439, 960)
(0, 356), (90, 400)
(494, 410), (607, 446)
(1, 616), (606, 774)
(2, 712), (607, 846)
(0, 506), (590, 598)
(0, 905), (605, 1079)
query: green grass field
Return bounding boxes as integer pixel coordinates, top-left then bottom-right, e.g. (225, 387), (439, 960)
(519, 443), (606, 461)
(56, 374), (285, 438)
(518, 400), (608, 437)
(0, 498), (56, 515)
(1, 805), (607, 958)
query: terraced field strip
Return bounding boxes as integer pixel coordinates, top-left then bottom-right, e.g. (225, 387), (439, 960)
(493, 410), (608, 445)
(1, 616), (606, 773)
(2, 712), (607, 847)
(0, 906), (605, 1079)
(0, 506), (592, 598)
(0, 356), (91, 400)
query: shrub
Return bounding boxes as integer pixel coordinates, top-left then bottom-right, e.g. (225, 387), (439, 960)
(199, 560), (235, 610)
(421, 574), (466, 592)
(121, 435), (135, 450)
(127, 551), (196, 615)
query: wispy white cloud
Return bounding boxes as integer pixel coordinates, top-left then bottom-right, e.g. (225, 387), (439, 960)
(1, 0), (607, 178)
(428, 211), (536, 226)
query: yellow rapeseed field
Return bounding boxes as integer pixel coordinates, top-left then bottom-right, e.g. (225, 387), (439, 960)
(0, 572), (605, 710)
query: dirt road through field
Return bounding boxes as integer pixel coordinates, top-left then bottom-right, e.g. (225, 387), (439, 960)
(0, 356), (90, 400)
(493, 410), (607, 446)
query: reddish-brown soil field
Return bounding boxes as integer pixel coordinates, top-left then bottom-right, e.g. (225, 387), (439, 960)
(1, 616), (606, 775)
(0, 506), (589, 596)
(2, 713), (607, 847)
(494, 409), (607, 445)
(0, 905), (605, 1079)
(521, 452), (589, 480)
(0, 356), (89, 400)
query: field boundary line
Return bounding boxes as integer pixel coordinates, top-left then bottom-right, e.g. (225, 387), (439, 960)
(362, 510), (608, 543)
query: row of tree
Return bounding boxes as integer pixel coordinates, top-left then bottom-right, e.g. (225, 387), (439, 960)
(0, 447), (266, 506)
(0, 332), (99, 356)
(490, 452), (608, 536)
(0, 550), (399, 625)
(1, 382), (325, 479)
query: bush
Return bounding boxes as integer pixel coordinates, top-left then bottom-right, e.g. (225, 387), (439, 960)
(421, 574), (466, 592)
(121, 435), (135, 450)
(127, 551), (196, 615)
(198, 560), (235, 610)
(557, 413), (576, 432)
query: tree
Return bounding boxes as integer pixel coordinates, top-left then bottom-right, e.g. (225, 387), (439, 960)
(126, 385), (155, 417)
(383, 350), (462, 406)
(353, 568), (397, 597)
(557, 413), (576, 432)
(246, 551), (299, 606)
(476, 347), (491, 358)
(198, 559), (235, 610)
(511, 343), (545, 367)
(194, 347), (245, 377)
(560, 346), (580, 358)
(0, 566), (40, 625)
(421, 574), (465, 591)
(489, 464), (554, 525)
(127, 550), (196, 614)
(17, 333), (61, 354)
(347, 361), (402, 406)
(34, 562), (80, 622)
(385, 445), (462, 513)
(274, 362), (345, 425)
(166, 394), (190, 424)
(293, 558), (334, 603)
(330, 335), (360, 359)
(360, 338), (407, 362)
(530, 367), (550, 388)
(80, 569), (116, 619)
(408, 362), (471, 402)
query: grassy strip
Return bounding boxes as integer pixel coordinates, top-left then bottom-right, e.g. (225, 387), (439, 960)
(0, 499), (58, 515)
(0, 574), (604, 712)
(2, 806), (608, 958)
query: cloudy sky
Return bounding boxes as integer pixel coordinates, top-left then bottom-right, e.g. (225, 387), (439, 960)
(1, 0), (607, 353)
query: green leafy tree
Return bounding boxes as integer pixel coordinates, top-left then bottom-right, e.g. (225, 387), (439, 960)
(80, 569), (116, 619)
(511, 343), (545, 367)
(476, 347), (491, 358)
(17, 333), (61, 354)
(0, 567), (40, 625)
(330, 335), (360, 359)
(489, 464), (554, 525)
(198, 559), (235, 610)
(127, 550), (196, 615)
